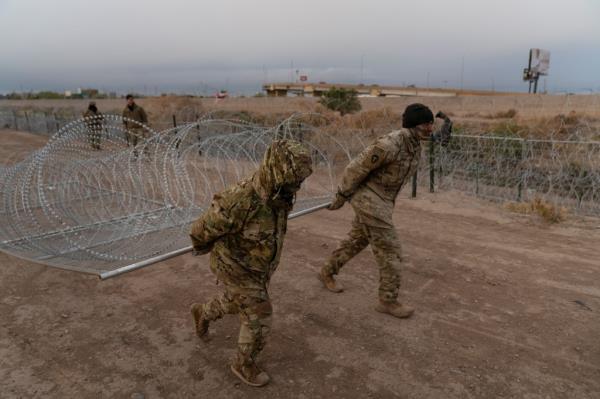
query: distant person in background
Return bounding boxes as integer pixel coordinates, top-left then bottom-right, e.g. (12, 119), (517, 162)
(122, 94), (149, 156)
(83, 101), (103, 150)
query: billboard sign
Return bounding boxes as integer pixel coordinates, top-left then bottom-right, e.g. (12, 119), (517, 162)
(529, 48), (550, 75)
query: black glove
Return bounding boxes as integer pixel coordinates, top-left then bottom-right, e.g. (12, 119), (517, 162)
(432, 112), (452, 146)
(192, 246), (211, 256)
(435, 111), (449, 120)
(328, 192), (347, 210)
(190, 235), (213, 256)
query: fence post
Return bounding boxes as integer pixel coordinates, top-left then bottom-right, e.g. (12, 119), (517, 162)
(13, 110), (18, 130)
(195, 113), (201, 138)
(517, 138), (527, 201)
(411, 171), (417, 198)
(172, 115), (181, 150)
(45, 111), (51, 134)
(475, 136), (480, 195)
(54, 113), (60, 133)
(429, 139), (435, 193)
(24, 111), (31, 132)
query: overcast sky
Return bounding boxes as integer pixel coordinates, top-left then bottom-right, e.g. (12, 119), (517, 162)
(1, 0), (599, 94)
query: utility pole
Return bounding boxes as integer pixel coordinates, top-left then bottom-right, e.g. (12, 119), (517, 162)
(360, 54), (364, 84)
(460, 56), (465, 91)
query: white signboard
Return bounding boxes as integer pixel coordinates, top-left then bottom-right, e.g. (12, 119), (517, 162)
(529, 48), (550, 75)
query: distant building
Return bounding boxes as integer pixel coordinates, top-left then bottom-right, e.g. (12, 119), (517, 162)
(81, 88), (99, 98)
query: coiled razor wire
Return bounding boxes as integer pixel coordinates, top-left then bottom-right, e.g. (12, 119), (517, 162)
(1, 115), (599, 279)
(0, 115), (351, 278)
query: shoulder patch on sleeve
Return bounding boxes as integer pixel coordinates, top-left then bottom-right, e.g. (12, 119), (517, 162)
(368, 145), (387, 165)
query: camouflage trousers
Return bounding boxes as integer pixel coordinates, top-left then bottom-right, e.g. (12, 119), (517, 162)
(126, 129), (149, 157)
(86, 127), (102, 150)
(201, 267), (272, 367)
(323, 216), (402, 303)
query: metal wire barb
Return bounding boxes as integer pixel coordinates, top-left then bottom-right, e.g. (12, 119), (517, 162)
(0, 115), (350, 277)
(1, 114), (598, 278)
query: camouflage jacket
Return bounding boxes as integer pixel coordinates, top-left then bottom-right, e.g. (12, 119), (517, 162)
(190, 139), (311, 283)
(83, 109), (101, 118)
(83, 109), (103, 129)
(340, 128), (422, 202)
(122, 104), (148, 129)
(190, 177), (288, 283)
(337, 129), (421, 227)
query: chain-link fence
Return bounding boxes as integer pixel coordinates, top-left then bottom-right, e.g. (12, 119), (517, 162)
(414, 135), (600, 216)
(0, 108), (77, 135)
(0, 107), (185, 135)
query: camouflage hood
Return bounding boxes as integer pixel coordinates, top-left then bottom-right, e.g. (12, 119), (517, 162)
(252, 140), (313, 207)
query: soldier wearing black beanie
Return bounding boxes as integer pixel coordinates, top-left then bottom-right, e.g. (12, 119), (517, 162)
(402, 103), (434, 128)
(320, 101), (452, 320)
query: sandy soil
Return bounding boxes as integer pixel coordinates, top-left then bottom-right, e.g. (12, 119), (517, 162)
(1, 129), (600, 398)
(0, 129), (48, 164)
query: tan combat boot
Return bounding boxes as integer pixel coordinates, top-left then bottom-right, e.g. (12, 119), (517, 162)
(375, 301), (415, 319)
(190, 303), (210, 339)
(318, 269), (344, 293)
(230, 361), (270, 387)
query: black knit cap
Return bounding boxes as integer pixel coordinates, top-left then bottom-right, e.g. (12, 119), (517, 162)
(402, 103), (434, 128)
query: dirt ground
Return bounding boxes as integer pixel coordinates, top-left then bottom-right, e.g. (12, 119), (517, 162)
(1, 129), (600, 398)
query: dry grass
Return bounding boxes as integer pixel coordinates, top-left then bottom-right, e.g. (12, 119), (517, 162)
(3, 95), (600, 140)
(487, 108), (518, 119)
(141, 96), (206, 129)
(505, 198), (568, 223)
(510, 111), (599, 140)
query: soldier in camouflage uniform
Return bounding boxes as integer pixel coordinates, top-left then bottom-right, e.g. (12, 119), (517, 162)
(122, 94), (149, 155)
(189, 140), (313, 387)
(83, 101), (103, 150)
(319, 103), (452, 319)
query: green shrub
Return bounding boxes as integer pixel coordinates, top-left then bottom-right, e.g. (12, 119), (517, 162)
(318, 87), (362, 115)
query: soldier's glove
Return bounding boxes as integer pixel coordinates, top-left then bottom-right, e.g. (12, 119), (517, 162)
(435, 111), (450, 121)
(433, 111), (452, 146)
(192, 246), (211, 256)
(328, 192), (347, 211)
(190, 235), (213, 256)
